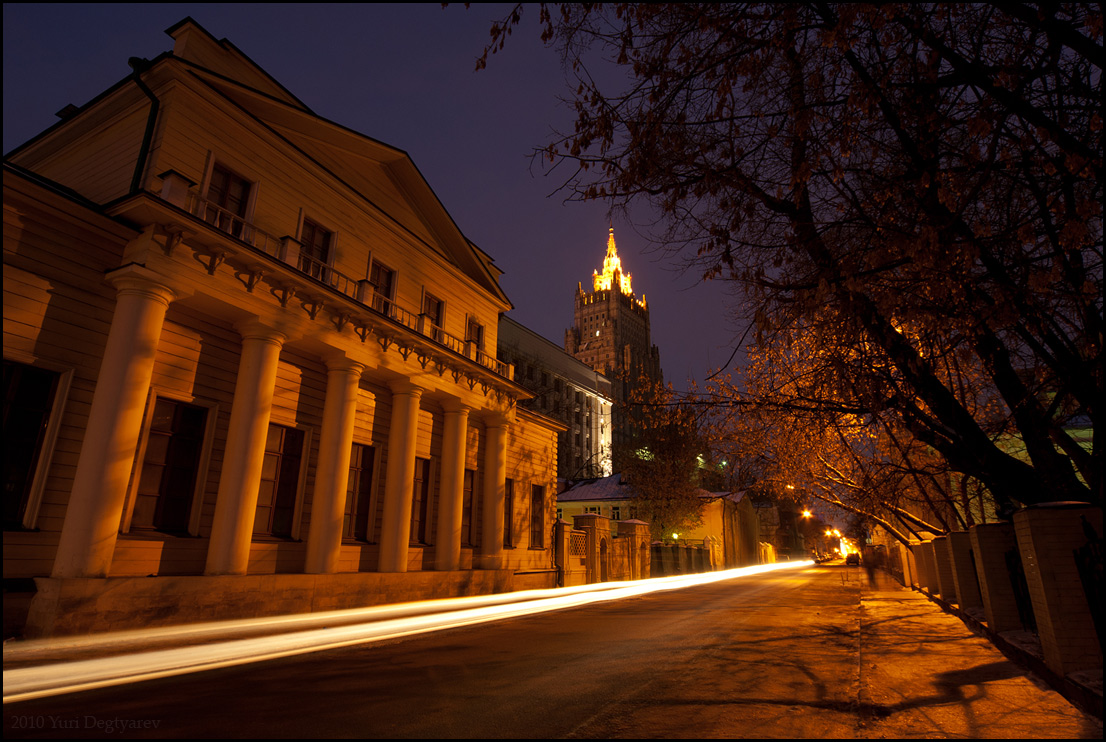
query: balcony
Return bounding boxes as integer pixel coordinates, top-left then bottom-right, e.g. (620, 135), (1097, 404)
(177, 188), (512, 381)
(186, 192), (284, 259)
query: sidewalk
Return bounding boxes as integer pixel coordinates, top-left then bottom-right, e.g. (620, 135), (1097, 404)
(855, 569), (1102, 737)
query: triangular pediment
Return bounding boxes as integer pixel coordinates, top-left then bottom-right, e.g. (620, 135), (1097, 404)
(166, 18), (307, 110)
(164, 18), (509, 306)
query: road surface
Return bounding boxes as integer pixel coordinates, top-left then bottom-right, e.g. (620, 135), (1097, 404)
(4, 564), (1100, 738)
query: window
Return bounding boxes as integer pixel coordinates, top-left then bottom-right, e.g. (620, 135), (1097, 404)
(422, 293), (443, 324)
(132, 398), (207, 533)
(255, 424), (305, 538)
(205, 163), (251, 238)
(612, 506), (621, 521)
(466, 317), (485, 353)
(585, 506), (600, 515)
(423, 293), (445, 342)
(503, 478), (514, 548)
(461, 469), (476, 546)
(369, 259), (395, 313)
(530, 484), (544, 548)
(410, 457), (431, 544)
(344, 443), (376, 541)
(299, 217), (332, 282)
(3, 361), (60, 530)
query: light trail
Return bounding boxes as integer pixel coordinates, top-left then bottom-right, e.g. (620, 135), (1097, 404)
(4, 561), (812, 703)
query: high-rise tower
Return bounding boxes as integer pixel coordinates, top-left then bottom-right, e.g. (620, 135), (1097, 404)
(565, 228), (662, 467)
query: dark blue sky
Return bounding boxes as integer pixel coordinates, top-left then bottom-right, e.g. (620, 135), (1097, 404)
(3, 3), (739, 390)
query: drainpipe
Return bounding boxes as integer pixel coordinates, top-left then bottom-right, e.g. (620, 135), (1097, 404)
(127, 57), (160, 195)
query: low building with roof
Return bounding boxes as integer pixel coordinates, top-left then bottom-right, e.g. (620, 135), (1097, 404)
(557, 474), (767, 570)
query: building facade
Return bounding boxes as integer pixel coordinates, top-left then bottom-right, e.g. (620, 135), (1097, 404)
(497, 316), (612, 481)
(557, 476), (767, 569)
(564, 228), (662, 465)
(3, 18), (560, 636)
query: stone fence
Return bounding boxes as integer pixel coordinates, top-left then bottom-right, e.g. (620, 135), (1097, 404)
(649, 543), (714, 577)
(897, 503), (1101, 681)
(553, 514), (651, 586)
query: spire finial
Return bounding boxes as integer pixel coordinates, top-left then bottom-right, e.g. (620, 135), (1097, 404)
(594, 225), (633, 295)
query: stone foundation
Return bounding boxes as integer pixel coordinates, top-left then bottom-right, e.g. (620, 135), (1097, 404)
(24, 569), (557, 638)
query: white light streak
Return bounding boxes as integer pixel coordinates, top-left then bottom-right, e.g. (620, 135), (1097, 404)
(4, 561), (811, 704)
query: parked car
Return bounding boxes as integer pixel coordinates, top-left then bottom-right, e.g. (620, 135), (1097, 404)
(845, 552), (861, 566)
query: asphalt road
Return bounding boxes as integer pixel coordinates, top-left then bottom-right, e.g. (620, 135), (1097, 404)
(4, 565), (1100, 738)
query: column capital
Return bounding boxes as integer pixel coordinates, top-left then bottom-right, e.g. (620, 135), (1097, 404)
(104, 264), (176, 306)
(482, 411), (512, 429)
(389, 380), (424, 398)
(442, 398), (472, 415)
(323, 354), (365, 375)
(233, 318), (286, 345)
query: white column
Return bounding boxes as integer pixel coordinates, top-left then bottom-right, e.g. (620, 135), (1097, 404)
(205, 322), (285, 575)
(52, 268), (174, 578)
(304, 358), (364, 574)
(476, 417), (509, 570)
(378, 382), (422, 572)
(435, 403), (470, 571)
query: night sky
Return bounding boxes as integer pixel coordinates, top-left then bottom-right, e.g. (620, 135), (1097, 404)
(3, 3), (738, 391)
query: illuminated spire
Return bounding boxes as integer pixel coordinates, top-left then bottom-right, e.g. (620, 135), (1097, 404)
(593, 227), (634, 295)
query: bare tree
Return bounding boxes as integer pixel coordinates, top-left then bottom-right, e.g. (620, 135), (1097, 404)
(481, 3), (1102, 515)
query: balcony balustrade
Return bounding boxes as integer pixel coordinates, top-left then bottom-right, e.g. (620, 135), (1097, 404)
(186, 193), (284, 259)
(181, 190), (512, 382)
(297, 252), (359, 299)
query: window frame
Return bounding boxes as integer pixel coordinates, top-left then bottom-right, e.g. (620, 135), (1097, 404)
(344, 441), (380, 542)
(252, 421), (311, 540)
(461, 468), (476, 547)
(369, 258), (397, 307)
(2, 356), (73, 531)
(125, 394), (214, 535)
(503, 478), (514, 549)
(421, 291), (445, 334)
(297, 215), (335, 283)
(199, 155), (258, 239)
(121, 389), (217, 537)
(410, 457), (434, 546)
(530, 483), (545, 549)
(466, 315), (485, 354)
